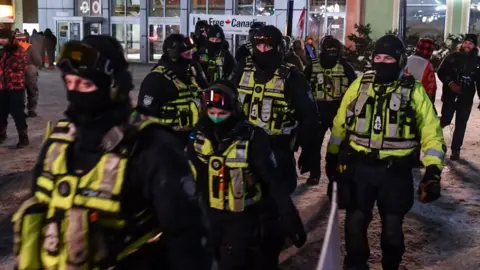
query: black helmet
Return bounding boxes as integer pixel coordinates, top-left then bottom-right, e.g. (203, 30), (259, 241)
(163, 34), (194, 62)
(248, 22), (264, 41)
(58, 35), (132, 101)
(195, 20), (210, 38)
(207, 25), (225, 41)
(201, 80), (240, 112)
(253, 25), (284, 53)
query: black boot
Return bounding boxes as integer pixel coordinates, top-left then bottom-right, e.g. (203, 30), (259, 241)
(16, 128), (29, 148)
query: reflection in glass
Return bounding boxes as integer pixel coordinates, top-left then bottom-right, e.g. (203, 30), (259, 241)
(310, 0), (346, 13)
(406, 0), (446, 40)
(149, 24), (180, 61)
(308, 13), (325, 48)
(127, 0), (140, 16)
(150, 0), (181, 17)
(112, 24), (125, 50)
(191, 0), (207, 14)
(209, 0), (226, 14)
(237, 0), (254, 15)
(111, 0), (126, 16)
(469, 1), (480, 35)
(126, 24), (141, 60)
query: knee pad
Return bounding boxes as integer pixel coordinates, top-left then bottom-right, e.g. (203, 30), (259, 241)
(382, 215), (404, 247)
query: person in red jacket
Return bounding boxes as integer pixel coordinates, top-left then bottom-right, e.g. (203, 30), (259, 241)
(405, 38), (437, 104)
(0, 28), (28, 148)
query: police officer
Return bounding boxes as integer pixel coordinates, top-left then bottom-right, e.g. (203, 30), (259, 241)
(235, 22), (264, 63)
(437, 33), (480, 161)
(230, 25), (320, 193)
(13, 35), (211, 270)
(229, 25), (319, 266)
(304, 35), (356, 184)
(326, 35), (446, 270)
(187, 80), (306, 269)
(199, 25), (236, 83)
(192, 20), (210, 56)
(138, 34), (208, 145)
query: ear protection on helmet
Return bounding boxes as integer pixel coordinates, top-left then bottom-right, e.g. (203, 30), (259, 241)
(101, 38), (132, 102)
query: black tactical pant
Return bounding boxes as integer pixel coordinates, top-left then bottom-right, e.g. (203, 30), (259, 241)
(0, 90), (27, 130)
(25, 64), (39, 113)
(344, 161), (414, 270)
(208, 207), (263, 270)
(440, 92), (473, 152)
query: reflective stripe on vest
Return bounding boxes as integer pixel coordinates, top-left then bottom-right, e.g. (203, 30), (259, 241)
(311, 59), (349, 101)
(237, 59), (298, 135)
(206, 54), (225, 82)
(192, 133), (262, 212)
(32, 114), (162, 269)
(346, 72), (418, 151)
(152, 65), (201, 131)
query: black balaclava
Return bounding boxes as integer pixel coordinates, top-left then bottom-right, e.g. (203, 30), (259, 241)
(162, 34), (193, 81)
(195, 21), (209, 50)
(320, 35), (342, 69)
(253, 25), (283, 71)
(207, 25), (225, 56)
(372, 35), (405, 84)
(58, 35), (132, 150)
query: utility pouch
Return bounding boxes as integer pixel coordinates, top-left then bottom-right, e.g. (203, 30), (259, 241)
(12, 197), (47, 270)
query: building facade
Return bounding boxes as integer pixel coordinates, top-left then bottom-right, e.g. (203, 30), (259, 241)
(36, 0), (480, 63)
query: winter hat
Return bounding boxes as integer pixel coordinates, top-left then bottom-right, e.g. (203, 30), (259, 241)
(321, 35), (342, 52)
(373, 35), (406, 62)
(463, 33), (478, 47)
(415, 38), (435, 59)
(207, 25), (225, 40)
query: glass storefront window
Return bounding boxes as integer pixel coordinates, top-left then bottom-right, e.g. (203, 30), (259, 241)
(112, 0), (126, 16)
(191, 0), (225, 14)
(150, 0), (180, 17)
(307, 0), (346, 47)
(126, 24), (141, 60)
(112, 24), (140, 61)
(406, 0), (446, 40)
(469, 1), (480, 35)
(236, 0), (274, 15)
(111, 0), (140, 16)
(127, 0), (140, 16)
(112, 24), (125, 50)
(310, 0), (346, 13)
(149, 24), (180, 61)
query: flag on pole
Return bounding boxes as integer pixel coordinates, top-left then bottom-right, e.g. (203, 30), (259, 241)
(297, 7), (306, 39)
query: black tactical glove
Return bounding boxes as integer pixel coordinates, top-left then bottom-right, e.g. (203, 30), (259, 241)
(325, 153), (339, 181)
(418, 165), (442, 203)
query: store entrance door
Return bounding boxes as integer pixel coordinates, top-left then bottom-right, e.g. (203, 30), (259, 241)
(324, 13), (346, 44)
(54, 17), (104, 52)
(84, 22), (102, 35)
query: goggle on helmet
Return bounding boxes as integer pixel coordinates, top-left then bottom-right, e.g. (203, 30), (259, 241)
(57, 41), (114, 78)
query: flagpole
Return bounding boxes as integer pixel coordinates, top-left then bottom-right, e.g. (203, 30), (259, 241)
(286, 0), (294, 36)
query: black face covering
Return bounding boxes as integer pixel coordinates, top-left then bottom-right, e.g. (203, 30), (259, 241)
(320, 51), (339, 69)
(373, 62), (401, 84)
(67, 90), (113, 120)
(207, 41), (222, 55)
(254, 49), (282, 71)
